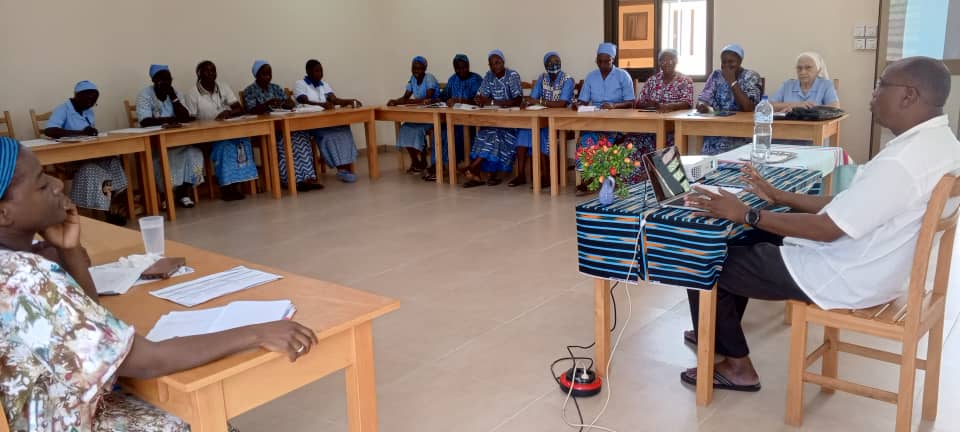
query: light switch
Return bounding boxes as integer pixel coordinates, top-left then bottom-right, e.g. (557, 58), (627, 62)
(855, 38), (866, 50)
(866, 38), (878, 50)
(865, 25), (878, 37)
(854, 25), (866, 37)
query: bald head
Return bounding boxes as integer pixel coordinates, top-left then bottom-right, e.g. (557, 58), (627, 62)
(888, 56), (951, 107)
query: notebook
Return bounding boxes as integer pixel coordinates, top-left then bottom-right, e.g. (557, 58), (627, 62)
(145, 300), (297, 341)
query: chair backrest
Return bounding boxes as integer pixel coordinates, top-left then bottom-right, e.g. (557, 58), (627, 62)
(439, 82), (446, 91)
(573, 80), (584, 100)
(123, 100), (138, 128)
(0, 110), (14, 138)
(29, 109), (51, 138)
(760, 77), (766, 97)
(902, 174), (960, 328)
(521, 80), (534, 90)
(833, 78), (841, 101)
(238, 89), (246, 110)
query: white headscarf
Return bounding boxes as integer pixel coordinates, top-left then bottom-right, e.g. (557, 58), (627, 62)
(796, 52), (829, 79)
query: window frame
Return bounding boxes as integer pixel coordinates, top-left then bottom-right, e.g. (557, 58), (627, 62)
(604, 0), (715, 82)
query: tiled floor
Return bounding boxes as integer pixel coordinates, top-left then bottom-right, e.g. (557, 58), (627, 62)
(161, 153), (959, 432)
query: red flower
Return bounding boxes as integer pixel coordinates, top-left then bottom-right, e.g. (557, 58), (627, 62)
(610, 167), (617, 176)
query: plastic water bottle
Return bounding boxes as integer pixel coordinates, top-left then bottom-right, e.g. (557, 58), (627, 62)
(751, 96), (774, 171)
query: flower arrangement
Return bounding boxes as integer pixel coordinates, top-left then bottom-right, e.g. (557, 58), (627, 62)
(576, 135), (643, 198)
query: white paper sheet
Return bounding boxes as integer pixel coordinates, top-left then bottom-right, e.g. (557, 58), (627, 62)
(108, 126), (164, 134)
(149, 266), (283, 307)
(146, 300), (295, 341)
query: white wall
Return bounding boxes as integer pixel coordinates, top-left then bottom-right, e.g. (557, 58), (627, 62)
(1, 0), (884, 160)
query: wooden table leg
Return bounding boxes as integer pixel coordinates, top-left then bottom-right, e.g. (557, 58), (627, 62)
(346, 321), (378, 432)
(394, 122), (403, 172)
(696, 287), (718, 406)
(157, 136), (176, 221)
(433, 113), (443, 184)
(656, 119), (667, 150)
(266, 128), (282, 199)
(142, 141), (158, 216)
(548, 118), (559, 196)
(594, 278), (611, 379)
(281, 120), (297, 197)
(365, 114), (379, 180)
(675, 123), (687, 155)
(186, 384), (229, 432)
(814, 125), (826, 147)
(122, 154), (137, 219)
(833, 122), (841, 148)
(463, 125), (471, 163)
(560, 128), (568, 191)
(447, 118), (458, 185)
(532, 117), (542, 194)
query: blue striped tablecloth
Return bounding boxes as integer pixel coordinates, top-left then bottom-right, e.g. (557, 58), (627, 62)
(575, 166), (822, 290)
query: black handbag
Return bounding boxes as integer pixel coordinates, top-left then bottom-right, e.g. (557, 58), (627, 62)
(784, 106), (846, 121)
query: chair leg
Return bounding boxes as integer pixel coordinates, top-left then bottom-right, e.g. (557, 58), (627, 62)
(895, 336), (920, 432)
(922, 319), (946, 421)
(204, 153), (215, 199)
(395, 123), (403, 172)
(785, 302), (808, 426)
(821, 326), (839, 394)
(783, 302), (793, 325)
(191, 186), (200, 205)
(310, 137), (324, 177)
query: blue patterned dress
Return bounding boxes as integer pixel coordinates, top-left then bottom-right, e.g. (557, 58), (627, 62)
(516, 71), (574, 155)
(184, 82), (259, 186)
(243, 83), (317, 183)
(436, 72), (483, 164)
(396, 73), (440, 152)
(698, 69), (763, 155)
(472, 69), (523, 173)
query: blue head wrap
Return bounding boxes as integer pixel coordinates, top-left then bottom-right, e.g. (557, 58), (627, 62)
(597, 43), (617, 58)
(74, 80), (98, 93)
(543, 51), (560, 65)
(488, 49), (505, 62)
(721, 43), (745, 60)
(453, 54), (469, 65)
(0, 137), (20, 200)
(252, 60), (269, 78)
(149, 64), (169, 79)
(412, 56), (428, 67)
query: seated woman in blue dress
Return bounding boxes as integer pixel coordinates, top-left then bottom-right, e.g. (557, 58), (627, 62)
(245, 60), (324, 191)
(696, 44), (763, 155)
(136, 64), (205, 209)
(462, 49), (523, 188)
(387, 56), (440, 174)
(293, 60), (363, 183)
(771, 51), (839, 112)
(573, 42), (635, 195)
(43, 81), (128, 226)
(423, 54), (482, 182)
(183, 60), (259, 201)
(513, 51), (574, 188)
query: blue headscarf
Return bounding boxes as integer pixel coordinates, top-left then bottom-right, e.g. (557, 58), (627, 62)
(721, 43), (745, 60)
(488, 49), (505, 62)
(597, 43), (617, 58)
(453, 54), (469, 65)
(149, 64), (169, 79)
(412, 56), (428, 67)
(252, 60), (269, 78)
(0, 137), (20, 200)
(74, 80), (98, 93)
(543, 51), (560, 66)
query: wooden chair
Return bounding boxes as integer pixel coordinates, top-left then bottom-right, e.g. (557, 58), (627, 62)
(1, 110), (15, 138)
(785, 174), (960, 432)
(29, 109), (51, 138)
(760, 77), (766, 96)
(123, 100), (138, 128)
(568, 80), (586, 188)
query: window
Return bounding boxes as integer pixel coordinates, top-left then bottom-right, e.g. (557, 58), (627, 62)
(604, 0), (714, 80)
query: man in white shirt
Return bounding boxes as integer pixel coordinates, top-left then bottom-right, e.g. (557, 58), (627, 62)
(678, 57), (959, 391)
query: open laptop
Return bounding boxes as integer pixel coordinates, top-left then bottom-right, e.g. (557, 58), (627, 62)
(642, 146), (702, 211)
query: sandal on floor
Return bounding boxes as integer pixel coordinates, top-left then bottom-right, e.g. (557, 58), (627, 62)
(423, 172), (437, 182)
(486, 176), (502, 186)
(507, 177), (526, 187)
(683, 330), (697, 347)
(680, 369), (761, 392)
(177, 197), (195, 209)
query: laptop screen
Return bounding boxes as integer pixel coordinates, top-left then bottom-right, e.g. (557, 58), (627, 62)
(644, 146), (691, 202)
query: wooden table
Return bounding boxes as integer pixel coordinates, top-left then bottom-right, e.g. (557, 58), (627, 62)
(81, 217), (399, 432)
(28, 133), (158, 216)
(274, 107), (379, 195)
(443, 108), (553, 192)
(373, 106), (445, 184)
(666, 111), (847, 154)
(155, 118), (279, 221)
(548, 110), (668, 195)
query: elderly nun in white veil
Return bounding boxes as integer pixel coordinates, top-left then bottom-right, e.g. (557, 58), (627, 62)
(771, 51), (840, 112)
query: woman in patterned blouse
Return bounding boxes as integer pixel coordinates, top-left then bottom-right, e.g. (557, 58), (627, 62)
(696, 43), (763, 155)
(0, 137), (317, 431)
(463, 49), (523, 188)
(622, 49), (695, 184)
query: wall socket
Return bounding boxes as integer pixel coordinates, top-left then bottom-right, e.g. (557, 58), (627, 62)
(853, 24), (878, 51)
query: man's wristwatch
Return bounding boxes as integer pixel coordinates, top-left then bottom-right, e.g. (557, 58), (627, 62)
(745, 208), (761, 226)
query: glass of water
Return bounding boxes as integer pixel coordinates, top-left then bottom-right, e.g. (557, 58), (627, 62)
(749, 147), (768, 175)
(138, 216), (165, 256)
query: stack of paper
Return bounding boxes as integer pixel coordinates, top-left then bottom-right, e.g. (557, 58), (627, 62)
(146, 300), (297, 341)
(20, 138), (58, 148)
(109, 126), (164, 134)
(525, 105), (548, 111)
(452, 103), (479, 110)
(295, 105), (325, 113)
(577, 106), (599, 113)
(149, 266), (283, 307)
(223, 115), (259, 122)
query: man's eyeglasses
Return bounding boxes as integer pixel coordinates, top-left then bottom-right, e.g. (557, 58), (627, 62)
(874, 78), (913, 90)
